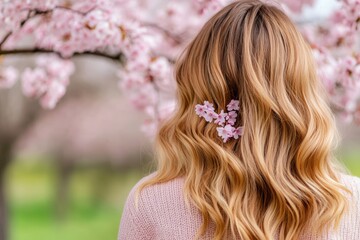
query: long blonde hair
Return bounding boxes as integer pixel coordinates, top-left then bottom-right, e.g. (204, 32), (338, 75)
(137, 1), (351, 239)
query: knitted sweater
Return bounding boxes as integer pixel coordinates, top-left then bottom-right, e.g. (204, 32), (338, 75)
(118, 172), (360, 239)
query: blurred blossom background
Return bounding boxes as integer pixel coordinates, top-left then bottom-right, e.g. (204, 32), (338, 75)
(0, 0), (360, 240)
(2, 56), (153, 240)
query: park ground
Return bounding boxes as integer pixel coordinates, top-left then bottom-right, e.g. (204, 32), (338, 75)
(7, 149), (360, 240)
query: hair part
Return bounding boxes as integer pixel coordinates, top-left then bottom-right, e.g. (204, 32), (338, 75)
(136, 1), (351, 239)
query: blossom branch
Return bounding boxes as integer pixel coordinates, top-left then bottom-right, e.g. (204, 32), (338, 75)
(144, 22), (184, 45)
(0, 6), (94, 49)
(0, 10), (32, 48)
(0, 48), (124, 62)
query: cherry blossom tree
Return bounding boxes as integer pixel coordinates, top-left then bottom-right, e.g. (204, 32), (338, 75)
(1, 0), (360, 239)
(1, 0), (360, 133)
(15, 94), (151, 219)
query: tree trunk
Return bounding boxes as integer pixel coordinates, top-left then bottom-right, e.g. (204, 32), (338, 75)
(0, 166), (7, 240)
(0, 70), (41, 240)
(0, 145), (12, 240)
(55, 159), (73, 220)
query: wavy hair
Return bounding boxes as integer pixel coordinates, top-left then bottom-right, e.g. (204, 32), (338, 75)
(137, 1), (351, 239)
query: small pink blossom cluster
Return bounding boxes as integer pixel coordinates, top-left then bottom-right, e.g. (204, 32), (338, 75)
(21, 55), (74, 109)
(193, 0), (229, 15)
(313, 48), (360, 123)
(333, 55), (360, 122)
(118, 54), (175, 137)
(280, 0), (314, 13)
(0, 66), (18, 88)
(141, 99), (177, 138)
(195, 100), (243, 143)
(328, 0), (360, 47)
(0, 0), (58, 34)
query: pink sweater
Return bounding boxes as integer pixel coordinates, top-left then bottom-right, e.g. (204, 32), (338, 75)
(118, 172), (360, 239)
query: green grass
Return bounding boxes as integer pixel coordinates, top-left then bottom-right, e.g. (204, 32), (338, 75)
(338, 149), (360, 177)
(12, 205), (121, 240)
(6, 160), (145, 240)
(5, 152), (360, 240)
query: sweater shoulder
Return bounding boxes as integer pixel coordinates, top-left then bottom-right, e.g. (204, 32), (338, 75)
(339, 173), (360, 198)
(130, 171), (184, 192)
(118, 172), (161, 240)
(127, 171), (186, 207)
(337, 173), (360, 237)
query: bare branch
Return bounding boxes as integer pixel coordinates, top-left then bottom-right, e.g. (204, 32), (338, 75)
(24, 5), (94, 16)
(0, 47), (175, 64)
(0, 48), (124, 62)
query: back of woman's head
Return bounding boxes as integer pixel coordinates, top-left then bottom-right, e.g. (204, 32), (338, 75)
(138, 0), (351, 239)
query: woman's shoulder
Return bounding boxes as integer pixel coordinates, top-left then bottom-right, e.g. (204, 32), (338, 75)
(118, 172), (187, 239)
(338, 173), (360, 206)
(335, 173), (360, 237)
(131, 171), (185, 191)
(339, 172), (360, 195)
(339, 172), (360, 182)
(125, 171), (186, 208)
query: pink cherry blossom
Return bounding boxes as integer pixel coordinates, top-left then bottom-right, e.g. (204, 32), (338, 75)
(226, 111), (237, 126)
(39, 80), (66, 109)
(279, 0), (315, 13)
(216, 124), (234, 143)
(233, 126), (244, 139)
(203, 109), (218, 122)
(118, 71), (147, 90)
(21, 55), (74, 109)
(195, 104), (206, 117)
(149, 57), (170, 80)
(21, 68), (48, 98)
(129, 83), (158, 110)
(194, 0), (228, 15)
(203, 101), (215, 111)
(214, 110), (227, 125)
(0, 66), (18, 88)
(149, 56), (173, 90)
(227, 100), (239, 111)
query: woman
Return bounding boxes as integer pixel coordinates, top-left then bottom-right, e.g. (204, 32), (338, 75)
(118, 0), (360, 239)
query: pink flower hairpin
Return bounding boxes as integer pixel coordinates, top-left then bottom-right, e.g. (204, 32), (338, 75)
(195, 100), (244, 143)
